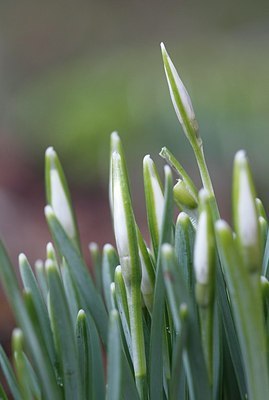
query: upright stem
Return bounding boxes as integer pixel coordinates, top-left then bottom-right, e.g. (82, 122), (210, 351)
(192, 140), (220, 221)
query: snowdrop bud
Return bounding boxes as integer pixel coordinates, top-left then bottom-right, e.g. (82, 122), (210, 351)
(161, 42), (199, 144)
(143, 155), (165, 256)
(109, 132), (129, 214)
(233, 150), (261, 272)
(194, 196), (215, 307)
(173, 178), (198, 209)
(112, 151), (141, 288)
(45, 147), (79, 247)
(112, 152), (130, 261)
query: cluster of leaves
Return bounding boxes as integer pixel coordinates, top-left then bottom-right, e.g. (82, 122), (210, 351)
(0, 44), (269, 400)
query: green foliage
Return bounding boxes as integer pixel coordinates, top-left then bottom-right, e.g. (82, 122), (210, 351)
(0, 43), (269, 399)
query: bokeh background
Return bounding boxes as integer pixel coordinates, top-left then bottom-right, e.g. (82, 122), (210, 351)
(0, 0), (269, 338)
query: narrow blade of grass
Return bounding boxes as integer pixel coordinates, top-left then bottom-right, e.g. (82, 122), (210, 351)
(0, 241), (62, 400)
(0, 381), (8, 400)
(216, 220), (269, 400)
(89, 242), (103, 294)
(46, 260), (82, 400)
(86, 313), (105, 400)
(149, 166), (173, 400)
(76, 310), (92, 400)
(161, 244), (211, 400)
(45, 206), (108, 345)
(102, 244), (119, 312)
(34, 259), (48, 301)
(12, 329), (37, 400)
(19, 254), (58, 374)
(0, 345), (21, 400)
(107, 310), (123, 400)
(174, 212), (195, 295)
(61, 258), (80, 328)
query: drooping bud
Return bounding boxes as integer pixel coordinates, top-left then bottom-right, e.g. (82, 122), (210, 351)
(233, 150), (261, 273)
(173, 178), (198, 210)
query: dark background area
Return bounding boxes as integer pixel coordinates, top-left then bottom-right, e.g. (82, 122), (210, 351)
(0, 0), (269, 338)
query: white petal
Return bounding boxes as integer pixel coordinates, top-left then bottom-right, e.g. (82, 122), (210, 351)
(50, 167), (75, 239)
(194, 211), (209, 284)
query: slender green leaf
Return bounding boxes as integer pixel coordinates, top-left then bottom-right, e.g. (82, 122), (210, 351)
(137, 227), (155, 314)
(45, 206), (108, 345)
(75, 308), (105, 400)
(162, 243), (211, 400)
(76, 310), (91, 400)
(0, 345), (21, 400)
(112, 150), (147, 398)
(46, 260), (82, 400)
(19, 253), (58, 373)
(0, 381), (8, 400)
(89, 242), (103, 293)
(216, 220), (269, 400)
(107, 310), (123, 400)
(175, 212), (195, 295)
(61, 258), (80, 328)
(34, 259), (48, 301)
(114, 265), (132, 359)
(12, 329), (35, 400)
(102, 244), (119, 312)
(149, 165), (173, 400)
(0, 242), (62, 400)
(86, 314), (105, 400)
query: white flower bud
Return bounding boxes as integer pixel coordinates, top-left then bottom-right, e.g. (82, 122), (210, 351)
(45, 147), (76, 241)
(161, 42), (198, 140)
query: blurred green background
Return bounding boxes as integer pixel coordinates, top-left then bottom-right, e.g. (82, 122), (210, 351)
(1, 0), (268, 185)
(0, 0), (268, 340)
(0, 0), (269, 253)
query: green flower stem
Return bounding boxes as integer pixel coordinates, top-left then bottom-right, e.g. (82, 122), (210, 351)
(192, 142), (213, 195)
